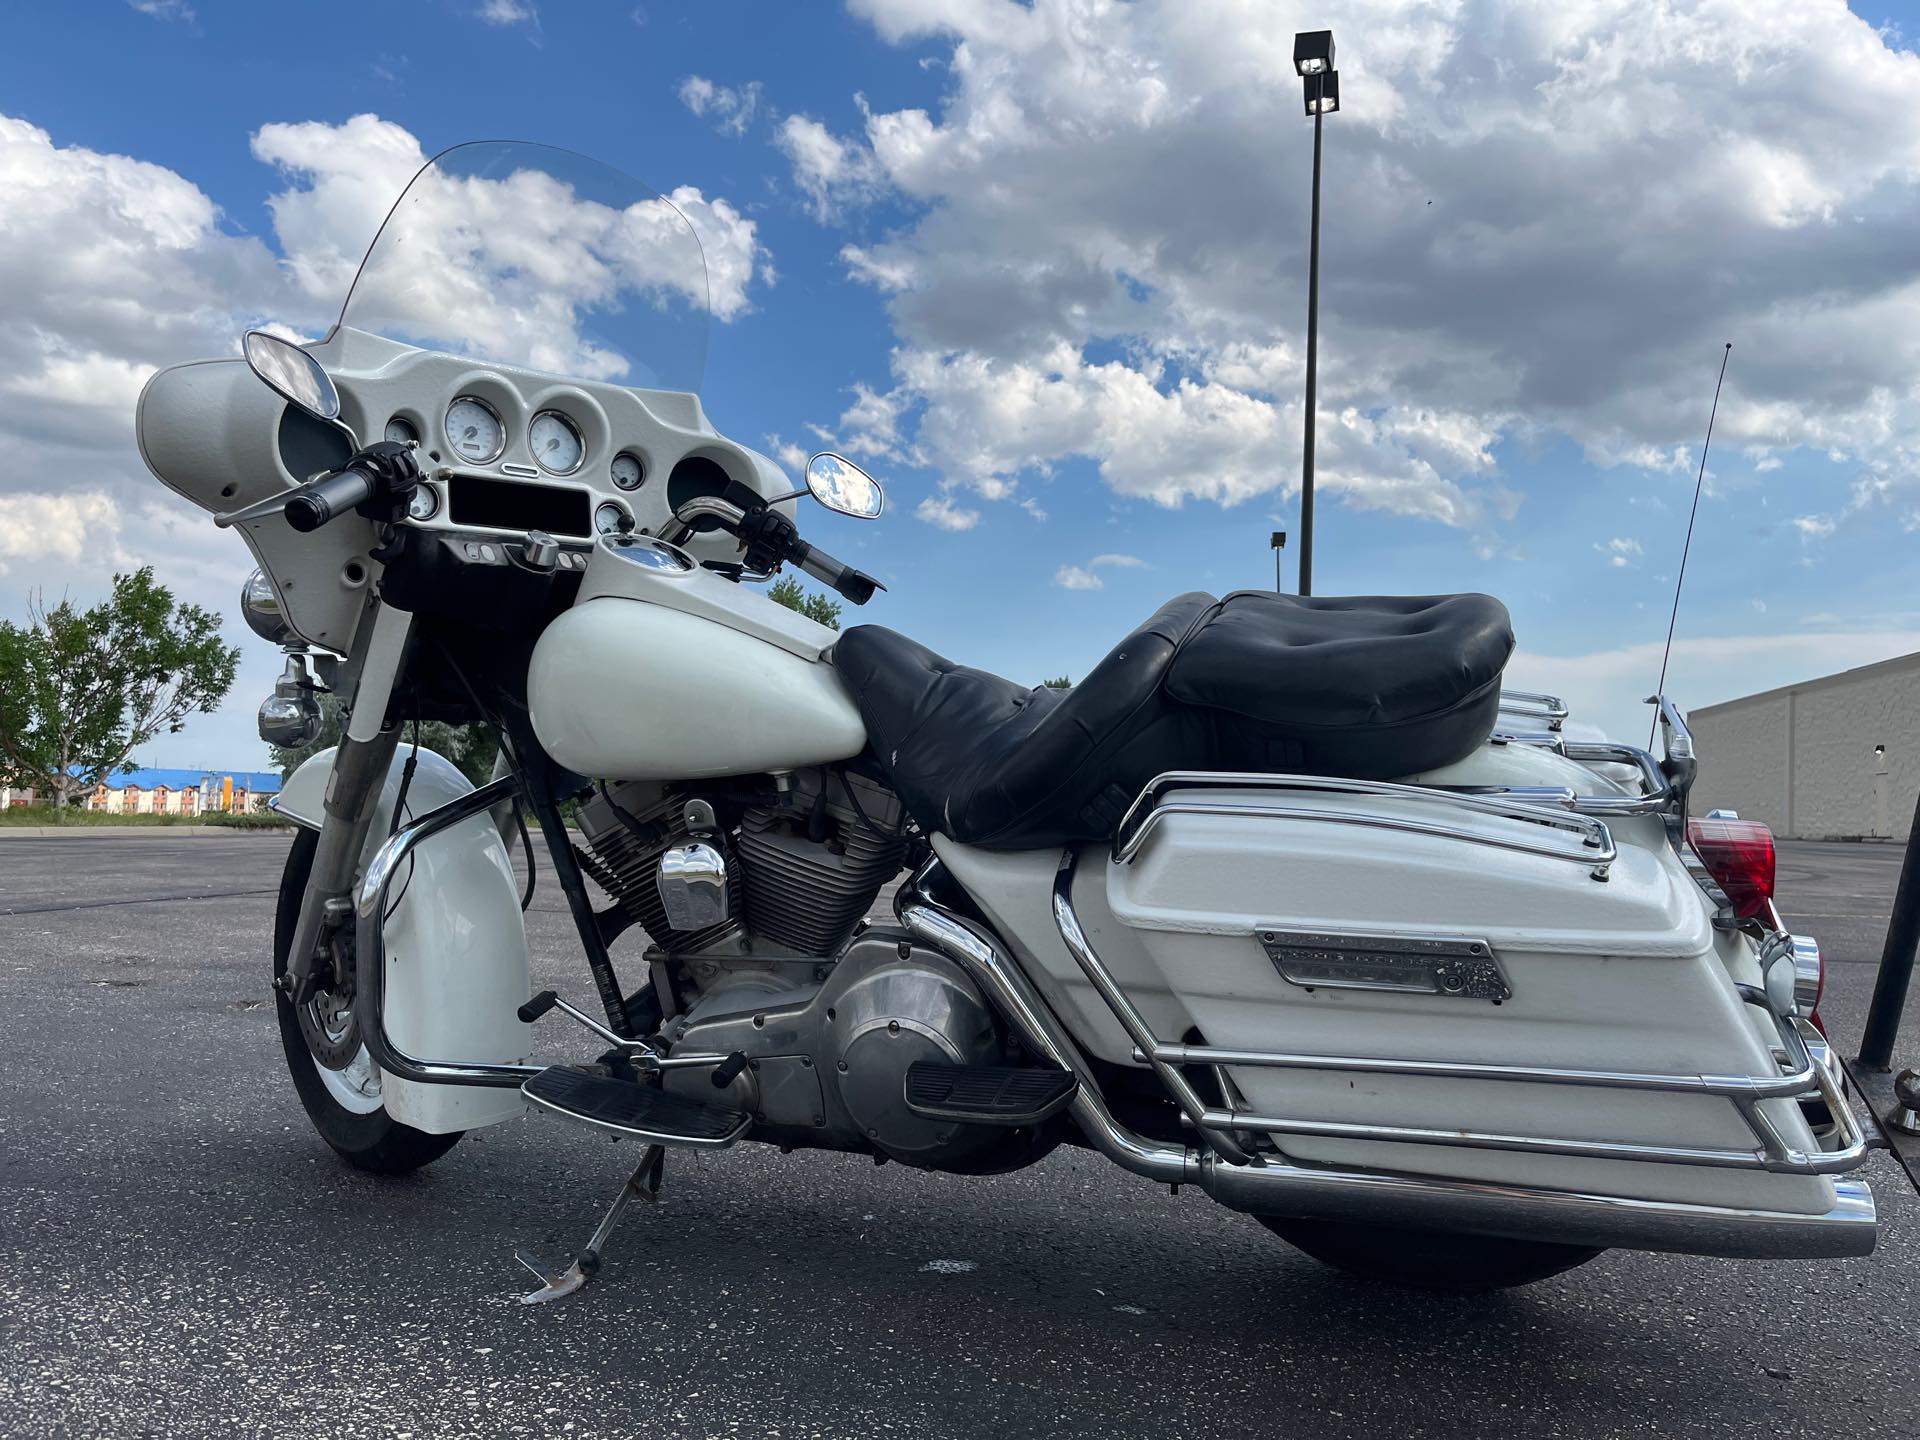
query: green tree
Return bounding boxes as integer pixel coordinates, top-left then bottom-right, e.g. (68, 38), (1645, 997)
(767, 574), (842, 631)
(1041, 676), (1072, 689)
(0, 568), (240, 812)
(271, 692), (500, 786)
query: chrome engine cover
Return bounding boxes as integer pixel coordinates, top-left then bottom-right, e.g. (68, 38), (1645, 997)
(662, 929), (1004, 1168)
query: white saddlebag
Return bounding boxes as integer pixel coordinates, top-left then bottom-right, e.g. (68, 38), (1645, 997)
(1071, 772), (1851, 1217)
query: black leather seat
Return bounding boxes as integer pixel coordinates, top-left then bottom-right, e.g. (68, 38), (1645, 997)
(833, 590), (1513, 851)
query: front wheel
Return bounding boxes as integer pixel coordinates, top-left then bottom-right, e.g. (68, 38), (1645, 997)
(1258, 1216), (1603, 1290)
(273, 828), (462, 1175)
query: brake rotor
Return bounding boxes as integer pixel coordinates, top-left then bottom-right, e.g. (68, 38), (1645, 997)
(297, 928), (364, 1071)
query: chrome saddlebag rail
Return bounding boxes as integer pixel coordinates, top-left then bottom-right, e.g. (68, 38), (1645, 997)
(894, 861), (1876, 1258)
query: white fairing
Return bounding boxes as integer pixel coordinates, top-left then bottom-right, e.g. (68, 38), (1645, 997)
(935, 739), (1842, 1218)
(527, 544), (867, 779)
(275, 747), (531, 1134)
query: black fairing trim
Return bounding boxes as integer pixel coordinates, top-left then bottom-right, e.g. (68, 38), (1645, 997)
(835, 590), (1514, 851)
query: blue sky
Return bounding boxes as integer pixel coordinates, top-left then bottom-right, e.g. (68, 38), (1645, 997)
(5, 0), (1920, 765)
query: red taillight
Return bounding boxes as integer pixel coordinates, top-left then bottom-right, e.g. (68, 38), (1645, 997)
(1686, 816), (1776, 920)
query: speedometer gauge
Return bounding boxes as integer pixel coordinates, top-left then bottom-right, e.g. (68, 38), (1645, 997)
(446, 396), (504, 464)
(530, 411), (584, 474)
(594, 501), (631, 537)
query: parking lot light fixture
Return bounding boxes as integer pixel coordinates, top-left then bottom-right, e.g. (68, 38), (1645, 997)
(1293, 29), (1334, 76)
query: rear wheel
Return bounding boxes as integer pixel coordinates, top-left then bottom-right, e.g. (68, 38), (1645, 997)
(273, 828), (462, 1175)
(1258, 1216), (1603, 1290)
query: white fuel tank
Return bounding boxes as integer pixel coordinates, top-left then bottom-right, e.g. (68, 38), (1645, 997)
(527, 535), (868, 780)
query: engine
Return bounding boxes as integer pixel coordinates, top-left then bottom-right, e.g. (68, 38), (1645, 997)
(578, 769), (1041, 1170)
(575, 767), (908, 960)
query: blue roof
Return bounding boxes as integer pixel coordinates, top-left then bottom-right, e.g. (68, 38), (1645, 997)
(91, 767), (282, 794)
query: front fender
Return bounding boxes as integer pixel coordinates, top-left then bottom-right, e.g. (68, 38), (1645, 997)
(274, 746), (531, 1135)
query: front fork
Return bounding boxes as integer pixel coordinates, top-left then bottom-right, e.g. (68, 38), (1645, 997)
(281, 601), (412, 1004)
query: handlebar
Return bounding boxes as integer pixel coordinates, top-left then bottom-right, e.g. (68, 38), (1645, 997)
(664, 495), (884, 606)
(284, 464), (375, 533)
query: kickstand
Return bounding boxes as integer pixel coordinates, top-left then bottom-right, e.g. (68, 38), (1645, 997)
(515, 1143), (665, 1305)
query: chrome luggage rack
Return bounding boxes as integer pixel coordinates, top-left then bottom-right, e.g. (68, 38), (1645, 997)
(1112, 771), (1622, 881)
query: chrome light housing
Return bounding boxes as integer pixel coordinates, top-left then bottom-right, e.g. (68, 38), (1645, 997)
(241, 569), (291, 645)
(257, 652), (323, 748)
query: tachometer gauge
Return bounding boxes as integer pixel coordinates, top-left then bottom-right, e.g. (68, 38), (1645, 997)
(594, 501), (631, 537)
(530, 410), (585, 474)
(384, 415), (419, 447)
(446, 396), (504, 463)
(610, 451), (644, 491)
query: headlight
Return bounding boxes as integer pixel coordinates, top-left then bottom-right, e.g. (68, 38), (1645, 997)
(241, 569), (291, 645)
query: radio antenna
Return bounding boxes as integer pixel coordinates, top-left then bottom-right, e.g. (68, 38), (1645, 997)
(1649, 341), (1732, 748)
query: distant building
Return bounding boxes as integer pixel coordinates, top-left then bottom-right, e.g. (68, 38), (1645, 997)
(1690, 650), (1919, 842)
(0, 768), (282, 814)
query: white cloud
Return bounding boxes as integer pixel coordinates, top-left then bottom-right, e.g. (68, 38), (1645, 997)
(916, 495), (980, 531)
(1793, 514), (1838, 539)
(786, 0), (1920, 534)
(477, 0), (536, 24)
(1595, 536), (1643, 568)
(679, 76), (764, 137)
(128, 0), (194, 20)
(765, 435), (812, 476)
(777, 115), (884, 222)
(1053, 552), (1145, 590)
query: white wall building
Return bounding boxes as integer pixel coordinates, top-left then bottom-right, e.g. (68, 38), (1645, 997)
(1689, 650), (1920, 842)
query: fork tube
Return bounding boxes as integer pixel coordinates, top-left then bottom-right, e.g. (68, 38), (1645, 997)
(281, 602), (411, 998)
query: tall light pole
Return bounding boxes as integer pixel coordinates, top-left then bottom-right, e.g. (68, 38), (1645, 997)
(1293, 30), (1338, 596)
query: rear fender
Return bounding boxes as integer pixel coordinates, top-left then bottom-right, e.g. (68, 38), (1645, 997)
(274, 746), (531, 1134)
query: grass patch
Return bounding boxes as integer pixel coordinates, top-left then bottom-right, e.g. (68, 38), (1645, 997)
(0, 806), (291, 828)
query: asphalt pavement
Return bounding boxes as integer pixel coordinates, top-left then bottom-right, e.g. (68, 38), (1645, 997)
(2, 832), (1917, 1439)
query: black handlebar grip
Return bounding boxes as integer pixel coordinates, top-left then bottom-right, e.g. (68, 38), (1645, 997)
(284, 464), (375, 533)
(517, 989), (560, 1023)
(711, 1051), (750, 1088)
(795, 543), (885, 606)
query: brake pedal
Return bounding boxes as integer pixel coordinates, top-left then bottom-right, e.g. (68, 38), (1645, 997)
(904, 1061), (1077, 1126)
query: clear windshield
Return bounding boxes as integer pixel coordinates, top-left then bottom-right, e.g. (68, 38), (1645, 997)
(335, 141), (710, 393)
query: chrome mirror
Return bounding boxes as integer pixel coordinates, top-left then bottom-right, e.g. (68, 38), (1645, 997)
(805, 452), (884, 519)
(243, 330), (340, 422)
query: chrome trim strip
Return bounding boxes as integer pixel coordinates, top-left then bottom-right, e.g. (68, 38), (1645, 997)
(1114, 771), (1617, 879)
(354, 775), (543, 1089)
(1137, 1041), (1824, 1099)
(894, 864), (1876, 1258)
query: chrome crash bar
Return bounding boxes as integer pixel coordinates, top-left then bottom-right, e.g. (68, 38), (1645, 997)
(1114, 771), (1620, 880)
(894, 860), (1875, 1258)
(354, 775), (543, 1089)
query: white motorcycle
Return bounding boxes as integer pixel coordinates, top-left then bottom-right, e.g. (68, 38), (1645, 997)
(138, 142), (1874, 1301)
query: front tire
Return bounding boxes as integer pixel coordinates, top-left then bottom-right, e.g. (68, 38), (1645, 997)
(1258, 1216), (1603, 1291)
(273, 828), (462, 1175)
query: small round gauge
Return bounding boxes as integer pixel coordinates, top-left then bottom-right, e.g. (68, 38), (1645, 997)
(530, 410), (585, 475)
(406, 483), (439, 522)
(445, 396), (504, 464)
(594, 501), (631, 537)
(384, 414), (419, 447)
(610, 451), (645, 491)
